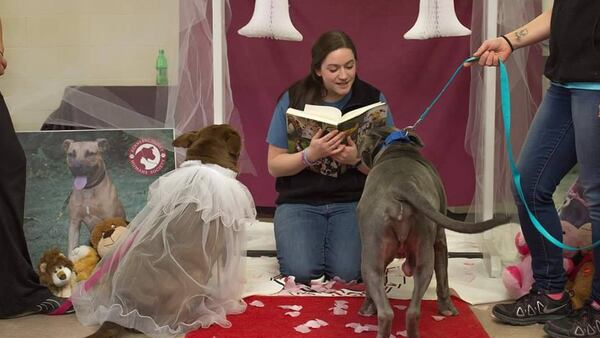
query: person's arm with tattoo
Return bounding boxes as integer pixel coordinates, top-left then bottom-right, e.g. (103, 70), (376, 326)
(466, 8), (552, 67)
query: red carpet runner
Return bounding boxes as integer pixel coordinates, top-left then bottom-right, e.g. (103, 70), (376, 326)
(186, 295), (489, 338)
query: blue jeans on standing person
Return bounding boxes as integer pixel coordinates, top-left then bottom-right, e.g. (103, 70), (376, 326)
(274, 202), (362, 284)
(515, 84), (600, 299)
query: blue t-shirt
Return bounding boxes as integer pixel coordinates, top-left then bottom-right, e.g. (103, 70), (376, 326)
(267, 91), (394, 148)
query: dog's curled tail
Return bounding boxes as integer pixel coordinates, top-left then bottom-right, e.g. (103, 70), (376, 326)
(393, 182), (508, 234)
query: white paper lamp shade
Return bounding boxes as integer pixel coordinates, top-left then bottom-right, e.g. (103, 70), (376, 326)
(404, 0), (471, 40)
(238, 0), (303, 41)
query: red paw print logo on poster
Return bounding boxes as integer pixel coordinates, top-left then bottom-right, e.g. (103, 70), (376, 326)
(128, 138), (167, 176)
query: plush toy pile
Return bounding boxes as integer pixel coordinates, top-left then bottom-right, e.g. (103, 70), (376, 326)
(502, 179), (593, 309)
(39, 217), (129, 291)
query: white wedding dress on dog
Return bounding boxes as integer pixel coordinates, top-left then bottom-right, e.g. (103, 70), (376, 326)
(71, 160), (256, 338)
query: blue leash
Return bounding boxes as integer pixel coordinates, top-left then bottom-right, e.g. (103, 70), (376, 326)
(385, 56), (479, 145)
(498, 60), (600, 251)
(386, 56), (598, 251)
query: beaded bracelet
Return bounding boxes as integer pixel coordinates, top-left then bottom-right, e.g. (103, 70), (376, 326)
(301, 148), (317, 167)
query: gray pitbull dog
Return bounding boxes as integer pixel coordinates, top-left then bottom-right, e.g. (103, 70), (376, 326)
(63, 139), (126, 255)
(356, 127), (507, 338)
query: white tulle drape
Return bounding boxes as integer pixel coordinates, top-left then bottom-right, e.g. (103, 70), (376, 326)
(169, 0), (256, 173)
(466, 1), (544, 266)
(71, 161), (257, 337)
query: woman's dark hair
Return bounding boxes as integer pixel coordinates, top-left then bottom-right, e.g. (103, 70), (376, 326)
(287, 30), (357, 108)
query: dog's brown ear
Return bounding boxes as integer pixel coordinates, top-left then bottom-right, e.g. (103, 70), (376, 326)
(96, 138), (109, 152)
(39, 262), (47, 274)
(226, 128), (242, 161)
(63, 139), (73, 152)
(172, 131), (200, 148)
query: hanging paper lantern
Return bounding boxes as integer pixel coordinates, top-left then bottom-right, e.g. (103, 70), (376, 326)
(404, 0), (471, 40)
(238, 0), (303, 41)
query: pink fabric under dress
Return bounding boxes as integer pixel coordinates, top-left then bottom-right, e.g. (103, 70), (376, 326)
(71, 160), (256, 338)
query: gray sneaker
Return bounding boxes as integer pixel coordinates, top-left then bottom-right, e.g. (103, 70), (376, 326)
(492, 288), (572, 325)
(544, 302), (600, 338)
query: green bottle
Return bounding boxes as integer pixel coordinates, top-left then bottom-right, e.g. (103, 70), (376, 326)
(156, 49), (168, 86)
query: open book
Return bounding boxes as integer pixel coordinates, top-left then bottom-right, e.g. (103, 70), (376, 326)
(286, 101), (388, 178)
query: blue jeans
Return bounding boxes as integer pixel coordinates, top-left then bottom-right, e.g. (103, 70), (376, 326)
(274, 202), (362, 283)
(515, 84), (600, 299)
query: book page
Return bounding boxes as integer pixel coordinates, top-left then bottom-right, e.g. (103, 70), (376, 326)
(303, 104), (343, 121)
(339, 101), (386, 123)
(286, 106), (341, 126)
(338, 104), (388, 143)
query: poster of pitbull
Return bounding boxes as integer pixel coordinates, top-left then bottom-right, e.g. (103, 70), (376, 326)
(16, 128), (175, 264)
(63, 138), (126, 254)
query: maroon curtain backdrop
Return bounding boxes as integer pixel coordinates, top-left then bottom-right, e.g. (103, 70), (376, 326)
(228, 0), (474, 207)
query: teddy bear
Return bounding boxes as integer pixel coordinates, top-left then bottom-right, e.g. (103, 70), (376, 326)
(566, 249), (594, 309)
(90, 217), (130, 258)
(38, 248), (77, 298)
(70, 245), (100, 282)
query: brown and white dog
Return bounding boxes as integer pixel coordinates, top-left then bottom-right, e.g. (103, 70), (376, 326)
(63, 139), (126, 255)
(86, 124), (245, 338)
(171, 123), (241, 171)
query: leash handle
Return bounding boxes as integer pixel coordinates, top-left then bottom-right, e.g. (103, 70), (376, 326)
(498, 60), (600, 251)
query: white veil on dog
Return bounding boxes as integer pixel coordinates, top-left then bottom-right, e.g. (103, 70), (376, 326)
(71, 160), (256, 337)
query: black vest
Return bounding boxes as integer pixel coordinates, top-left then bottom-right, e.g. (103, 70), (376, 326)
(275, 78), (381, 205)
(544, 0), (600, 82)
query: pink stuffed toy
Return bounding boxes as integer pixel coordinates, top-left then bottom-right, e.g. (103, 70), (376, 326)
(503, 179), (593, 299)
(502, 226), (575, 299)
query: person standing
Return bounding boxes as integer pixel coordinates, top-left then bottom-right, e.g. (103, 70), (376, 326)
(0, 17), (72, 318)
(469, 2), (600, 337)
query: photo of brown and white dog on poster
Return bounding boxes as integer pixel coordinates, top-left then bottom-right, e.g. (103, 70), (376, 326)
(16, 128), (175, 266)
(63, 138), (126, 255)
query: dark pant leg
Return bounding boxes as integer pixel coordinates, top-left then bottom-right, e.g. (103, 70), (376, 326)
(0, 92), (51, 317)
(570, 89), (600, 301)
